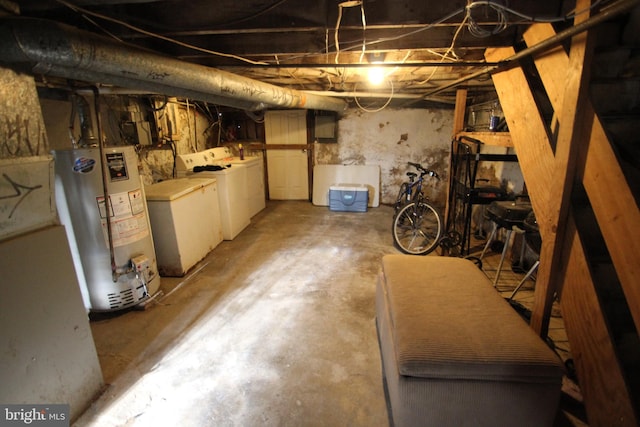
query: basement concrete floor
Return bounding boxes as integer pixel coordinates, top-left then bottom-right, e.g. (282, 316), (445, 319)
(74, 200), (586, 427)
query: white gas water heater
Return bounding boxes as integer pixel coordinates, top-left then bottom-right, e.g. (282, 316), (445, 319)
(54, 145), (160, 312)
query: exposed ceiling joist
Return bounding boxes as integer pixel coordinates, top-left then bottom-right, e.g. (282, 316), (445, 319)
(6, 0), (636, 110)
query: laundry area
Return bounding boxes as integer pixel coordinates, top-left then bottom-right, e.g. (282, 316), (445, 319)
(1, 1), (639, 426)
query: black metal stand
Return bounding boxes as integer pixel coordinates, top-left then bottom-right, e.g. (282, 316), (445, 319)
(445, 136), (516, 255)
(507, 211), (541, 300)
(477, 200), (532, 287)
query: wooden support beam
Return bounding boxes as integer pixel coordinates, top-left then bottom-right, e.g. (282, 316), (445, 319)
(523, 22), (640, 336)
(483, 48), (553, 227)
(560, 218), (638, 427)
(484, 46), (556, 336)
(486, 42), (638, 427)
(530, 0), (594, 372)
(452, 88), (467, 138)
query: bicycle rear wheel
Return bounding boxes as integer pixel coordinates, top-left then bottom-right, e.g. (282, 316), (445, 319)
(392, 201), (443, 255)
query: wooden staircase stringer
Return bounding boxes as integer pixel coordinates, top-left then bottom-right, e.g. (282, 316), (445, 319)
(486, 44), (638, 426)
(523, 22), (640, 336)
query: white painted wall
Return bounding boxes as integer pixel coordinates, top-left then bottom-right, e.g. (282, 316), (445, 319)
(315, 108), (454, 207)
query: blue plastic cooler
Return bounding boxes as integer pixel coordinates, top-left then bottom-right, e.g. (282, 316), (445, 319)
(329, 184), (368, 212)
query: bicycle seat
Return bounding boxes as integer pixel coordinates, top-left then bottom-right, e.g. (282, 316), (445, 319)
(406, 172), (417, 179)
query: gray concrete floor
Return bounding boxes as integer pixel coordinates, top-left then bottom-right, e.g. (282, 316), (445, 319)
(74, 200), (586, 426)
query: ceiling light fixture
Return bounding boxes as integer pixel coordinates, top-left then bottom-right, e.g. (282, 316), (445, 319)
(366, 52), (387, 85)
(368, 66), (385, 85)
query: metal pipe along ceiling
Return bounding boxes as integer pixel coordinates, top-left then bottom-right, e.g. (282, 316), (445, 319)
(32, 63), (268, 112)
(0, 17), (347, 113)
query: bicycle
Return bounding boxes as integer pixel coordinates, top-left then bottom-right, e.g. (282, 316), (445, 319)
(391, 162), (444, 255)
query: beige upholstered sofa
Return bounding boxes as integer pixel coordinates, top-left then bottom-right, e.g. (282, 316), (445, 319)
(376, 255), (564, 427)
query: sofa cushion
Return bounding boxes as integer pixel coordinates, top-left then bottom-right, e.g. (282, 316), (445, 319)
(381, 254), (563, 383)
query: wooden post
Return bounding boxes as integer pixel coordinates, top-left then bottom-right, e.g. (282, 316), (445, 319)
(452, 88), (467, 138)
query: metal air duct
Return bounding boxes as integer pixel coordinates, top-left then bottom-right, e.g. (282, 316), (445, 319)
(0, 17), (347, 113)
(33, 63), (268, 112)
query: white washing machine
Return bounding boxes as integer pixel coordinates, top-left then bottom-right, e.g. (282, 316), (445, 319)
(144, 177), (223, 276)
(176, 149), (250, 240)
(215, 146), (266, 217)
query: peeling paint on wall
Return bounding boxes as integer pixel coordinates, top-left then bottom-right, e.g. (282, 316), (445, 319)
(315, 107), (454, 207)
(0, 68), (49, 158)
(138, 149), (175, 185)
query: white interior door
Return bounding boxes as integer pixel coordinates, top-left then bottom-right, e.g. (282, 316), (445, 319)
(265, 110), (309, 200)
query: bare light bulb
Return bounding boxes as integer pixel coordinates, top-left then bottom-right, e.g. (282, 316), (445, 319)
(368, 66), (385, 85)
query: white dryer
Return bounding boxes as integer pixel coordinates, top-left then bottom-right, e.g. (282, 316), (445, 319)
(176, 149), (250, 240)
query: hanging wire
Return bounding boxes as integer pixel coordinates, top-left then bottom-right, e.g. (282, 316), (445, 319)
(335, 1), (364, 64)
(334, 5), (344, 64)
(359, 1), (367, 64)
(215, 105), (222, 147)
(55, 0), (613, 69)
(464, 0), (611, 37)
(416, 13), (468, 85)
(54, 0), (268, 65)
(338, 6), (465, 55)
(353, 80), (395, 113)
(77, 13), (123, 42)
(328, 0), (613, 59)
(325, 27), (330, 62)
(54, 0), (615, 96)
(184, 98), (195, 152)
(467, 0), (609, 24)
(466, 0), (508, 37)
(389, 49), (413, 86)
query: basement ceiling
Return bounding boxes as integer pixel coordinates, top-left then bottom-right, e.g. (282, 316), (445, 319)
(4, 0), (606, 109)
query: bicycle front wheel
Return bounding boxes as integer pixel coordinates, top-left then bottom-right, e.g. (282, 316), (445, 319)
(392, 201), (443, 255)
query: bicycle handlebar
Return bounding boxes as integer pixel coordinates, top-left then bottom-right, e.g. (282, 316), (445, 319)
(407, 162), (439, 179)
